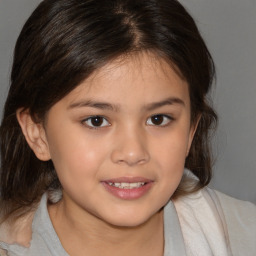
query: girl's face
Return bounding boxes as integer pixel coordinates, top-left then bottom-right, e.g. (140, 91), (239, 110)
(42, 52), (197, 227)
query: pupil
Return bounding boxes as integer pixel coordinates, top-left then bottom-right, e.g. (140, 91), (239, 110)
(91, 117), (103, 126)
(152, 115), (163, 125)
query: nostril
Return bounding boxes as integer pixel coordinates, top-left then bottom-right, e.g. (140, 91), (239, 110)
(110, 135), (150, 166)
(111, 151), (150, 166)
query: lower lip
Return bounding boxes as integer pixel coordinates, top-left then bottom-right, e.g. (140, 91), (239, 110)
(102, 182), (153, 200)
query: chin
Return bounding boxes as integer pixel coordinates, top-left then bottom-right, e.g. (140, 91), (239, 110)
(107, 218), (150, 229)
(102, 208), (162, 229)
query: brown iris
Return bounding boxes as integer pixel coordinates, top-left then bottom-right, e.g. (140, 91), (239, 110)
(150, 115), (164, 125)
(90, 116), (104, 126)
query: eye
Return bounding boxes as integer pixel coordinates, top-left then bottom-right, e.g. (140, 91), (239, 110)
(83, 116), (110, 128)
(146, 114), (173, 126)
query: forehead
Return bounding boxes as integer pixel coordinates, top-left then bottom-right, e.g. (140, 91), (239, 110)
(64, 51), (190, 107)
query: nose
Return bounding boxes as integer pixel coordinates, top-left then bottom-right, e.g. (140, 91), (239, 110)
(111, 128), (150, 166)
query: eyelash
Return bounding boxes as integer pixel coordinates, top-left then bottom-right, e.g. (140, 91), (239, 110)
(82, 116), (110, 129)
(82, 114), (174, 129)
(146, 114), (174, 127)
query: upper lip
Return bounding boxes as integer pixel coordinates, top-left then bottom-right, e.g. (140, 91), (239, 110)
(102, 177), (153, 183)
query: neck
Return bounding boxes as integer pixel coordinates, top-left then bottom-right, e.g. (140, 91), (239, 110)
(48, 196), (164, 256)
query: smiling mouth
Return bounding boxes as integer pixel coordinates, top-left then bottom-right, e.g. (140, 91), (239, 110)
(106, 182), (146, 189)
(102, 177), (153, 199)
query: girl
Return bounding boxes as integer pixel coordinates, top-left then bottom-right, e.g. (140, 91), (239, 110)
(0, 0), (255, 255)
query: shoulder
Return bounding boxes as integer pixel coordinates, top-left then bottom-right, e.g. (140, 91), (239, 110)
(0, 190), (62, 246)
(0, 210), (34, 247)
(0, 194), (44, 249)
(207, 188), (256, 234)
(0, 191), (65, 256)
(0, 210), (34, 256)
(213, 189), (256, 222)
(212, 189), (256, 255)
(173, 187), (256, 255)
(214, 188), (256, 215)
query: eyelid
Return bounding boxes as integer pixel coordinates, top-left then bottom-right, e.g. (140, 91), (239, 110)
(82, 116), (110, 129)
(146, 114), (174, 126)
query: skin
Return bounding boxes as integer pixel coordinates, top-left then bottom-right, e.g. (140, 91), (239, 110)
(17, 52), (198, 256)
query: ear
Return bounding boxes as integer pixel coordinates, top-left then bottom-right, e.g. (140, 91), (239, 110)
(16, 108), (51, 161)
(186, 115), (201, 157)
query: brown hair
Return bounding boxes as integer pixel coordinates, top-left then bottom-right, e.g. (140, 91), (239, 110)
(0, 0), (217, 221)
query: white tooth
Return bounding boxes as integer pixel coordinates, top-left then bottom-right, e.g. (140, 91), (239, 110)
(119, 183), (128, 189)
(129, 183), (139, 188)
(121, 182), (129, 187)
(138, 182), (144, 187)
(110, 182), (146, 189)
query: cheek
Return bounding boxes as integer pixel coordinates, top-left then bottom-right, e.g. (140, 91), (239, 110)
(47, 131), (111, 184)
(150, 126), (192, 194)
(153, 129), (190, 167)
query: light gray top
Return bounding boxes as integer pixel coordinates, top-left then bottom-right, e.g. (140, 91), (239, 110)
(0, 193), (69, 256)
(0, 193), (186, 256)
(1, 187), (255, 256)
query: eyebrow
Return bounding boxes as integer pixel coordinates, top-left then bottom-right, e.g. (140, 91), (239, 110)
(68, 97), (184, 112)
(68, 100), (119, 111)
(143, 97), (185, 111)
